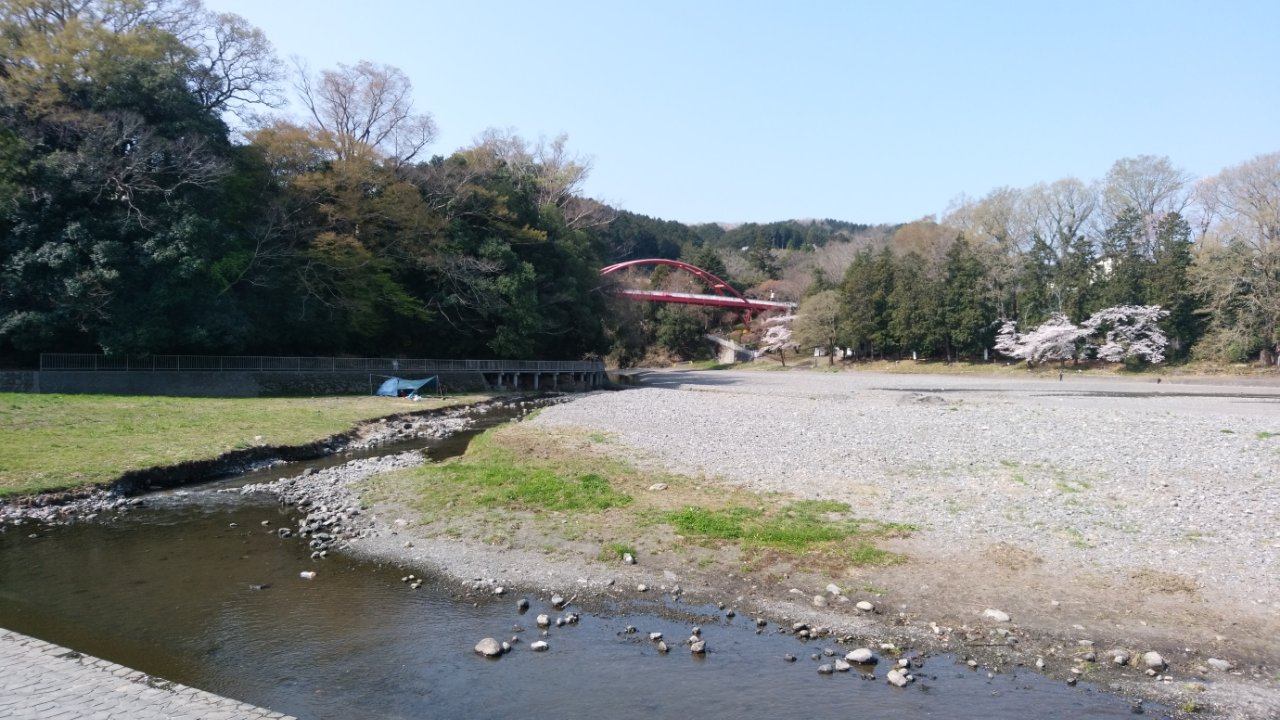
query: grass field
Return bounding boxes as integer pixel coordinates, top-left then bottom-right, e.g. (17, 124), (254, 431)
(0, 393), (488, 497)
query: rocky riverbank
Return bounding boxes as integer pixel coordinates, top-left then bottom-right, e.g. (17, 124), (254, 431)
(0, 396), (545, 527)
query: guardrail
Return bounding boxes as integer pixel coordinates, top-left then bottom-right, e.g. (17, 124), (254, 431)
(40, 353), (604, 374)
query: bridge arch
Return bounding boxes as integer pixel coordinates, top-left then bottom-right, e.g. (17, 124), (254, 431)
(600, 258), (756, 317)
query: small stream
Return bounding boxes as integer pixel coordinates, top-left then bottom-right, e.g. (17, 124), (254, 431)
(1, 412), (1165, 719)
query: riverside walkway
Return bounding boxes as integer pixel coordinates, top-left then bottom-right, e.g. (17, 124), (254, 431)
(0, 629), (295, 720)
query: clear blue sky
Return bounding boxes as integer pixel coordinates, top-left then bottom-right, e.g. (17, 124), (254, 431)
(207, 0), (1278, 226)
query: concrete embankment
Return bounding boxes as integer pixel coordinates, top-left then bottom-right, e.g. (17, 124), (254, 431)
(0, 628), (295, 720)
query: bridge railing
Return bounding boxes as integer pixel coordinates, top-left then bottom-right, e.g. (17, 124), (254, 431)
(40, 353), (604, 374)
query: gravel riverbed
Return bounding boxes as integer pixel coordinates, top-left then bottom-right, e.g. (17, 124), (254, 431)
(528, 369), (1280, 718)
(533, 370), (1280, 607)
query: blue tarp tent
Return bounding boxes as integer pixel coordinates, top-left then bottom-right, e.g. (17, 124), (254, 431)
(376, 376), (439, 397)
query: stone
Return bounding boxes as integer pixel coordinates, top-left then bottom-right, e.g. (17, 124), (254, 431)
(657, 641), (669, 653)
(834, 659), (851, 672)
(813, 595), (828, 608)
(690, 641), (706, 654)
(846, 648), (875, 664)
(517, 598), (530, 611)
(1113, 651), (1131, 666)
(299, 571), (316, 580)
(1142, 651), (1167, 671)
(886, 669), (909, 687)
(530, 641), (549, 652)
(536, 614), (550, 628)
(1206, 658), (1232, 672)
(1035, 657), (1046, 669)
(493, 586), (505, 596)
(856, 600), (875, 612)
(983, 608), (1011, 623)
(551, 594), (566, 609)
(637, 584), (648, 592)
(623, 553), (636, 565)
(826, 583), (842, 596)
(649, 632), (663, 641)
(474, 638), (502, 657)
(784, 654), (797, 662)
(648, 483), (668, 491)
(817, 664), (833, 675)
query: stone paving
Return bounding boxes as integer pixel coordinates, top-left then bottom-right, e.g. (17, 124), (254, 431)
(0, 628), (296, 720)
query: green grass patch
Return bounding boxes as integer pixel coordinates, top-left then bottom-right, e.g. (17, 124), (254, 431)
(666, 499), (911, 556)
(388, 428), (632, 517)
(0, 393), (488, 497)
(598, 542), (636, 561)
(1256, 431), (1277, 440)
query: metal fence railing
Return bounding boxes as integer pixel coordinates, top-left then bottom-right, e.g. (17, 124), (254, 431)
(40, 353), (604, 374)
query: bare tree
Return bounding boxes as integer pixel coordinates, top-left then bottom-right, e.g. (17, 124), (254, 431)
(294, 59), (437, 165)
(1193, 152), (1280, 364)
(187, 11), (283, 118)
(468, 128), (612, 229)
(1025, 177), (1098, 258)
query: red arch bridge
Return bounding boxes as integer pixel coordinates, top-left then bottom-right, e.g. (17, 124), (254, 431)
(599, 259), (794, 323)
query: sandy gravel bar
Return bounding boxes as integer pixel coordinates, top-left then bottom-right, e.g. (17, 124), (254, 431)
(533, 370), (1280, 615)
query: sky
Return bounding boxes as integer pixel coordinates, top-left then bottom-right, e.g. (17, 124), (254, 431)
(205, 0), (1279, 226)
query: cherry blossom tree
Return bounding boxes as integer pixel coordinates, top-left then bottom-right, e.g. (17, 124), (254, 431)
(1082, 305), (1170, 364)
(995, 306), (1170, 366)
(994, 313), (1089, 366)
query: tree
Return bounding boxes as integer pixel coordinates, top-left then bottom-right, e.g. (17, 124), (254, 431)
(886, 252), (944, 358)
(942, 236), (995, 359)
(1082, 306), (1170, 365)
(294, 59), (436, 165)
(994, 313), (1088, 367)
(1193, 152), (1280, 365)
(839, 247), (895, 358)
(792, 290), (841, 364)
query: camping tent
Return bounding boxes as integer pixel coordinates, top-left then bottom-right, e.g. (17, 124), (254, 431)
(375, 376), (439, 397)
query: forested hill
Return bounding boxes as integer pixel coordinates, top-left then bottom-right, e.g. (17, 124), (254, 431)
(595, 213), (878, 264)
(2, 2), (1276, 369)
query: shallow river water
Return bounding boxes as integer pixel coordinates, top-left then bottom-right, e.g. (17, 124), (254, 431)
(0, 423), (1168, 719)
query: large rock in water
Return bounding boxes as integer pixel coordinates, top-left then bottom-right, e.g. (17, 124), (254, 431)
(474, 638), (503, 657)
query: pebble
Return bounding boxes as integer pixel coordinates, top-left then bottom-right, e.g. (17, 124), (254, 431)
(299, 571), (316, 580)
(623, 553), (636, 565)
(812, 595), (828, 608)
(657, 641), (669, 653)
(637, 584), (648, 592)
(474, 638), (502, 657)
(1206, 658), (1232, 672)
(886, 669), (910, 687)
(1142, 651), (1167, 671)
(690, 640), (706, 654)
(817, 664), (833, 675)
(517, 598), (530, 611)
(983, 608), (1011, 623)
(530, 641), (549, 652)
(551, 594), (566, 608)
(846, 648), (875, 664)
(856, 600), (875, 612)
(649, 632), (663, 641)
(536, 614), (550, 628)
(834, 660), (851, 672)
(1112, 651), (1131, 666)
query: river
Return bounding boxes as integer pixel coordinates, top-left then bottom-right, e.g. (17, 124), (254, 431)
(0, 414), (1164, 719)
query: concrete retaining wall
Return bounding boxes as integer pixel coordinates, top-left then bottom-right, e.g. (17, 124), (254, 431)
(0, 371), (36, 393)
